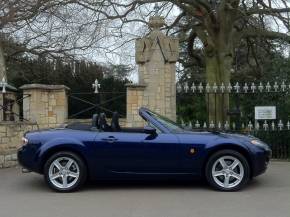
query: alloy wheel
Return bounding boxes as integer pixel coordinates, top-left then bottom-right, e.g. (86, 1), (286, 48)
(211, 156), (244, 189)
(48, 157), (80, 189)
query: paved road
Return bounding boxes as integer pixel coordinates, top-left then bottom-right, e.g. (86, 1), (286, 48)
(0, 161), (289, 217)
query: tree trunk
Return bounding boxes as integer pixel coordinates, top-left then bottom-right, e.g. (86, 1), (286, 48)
(205, 51), (232, 125)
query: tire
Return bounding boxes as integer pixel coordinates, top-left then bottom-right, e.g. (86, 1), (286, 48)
(205, 149), (250, 191)
(44, 151), (87, 192)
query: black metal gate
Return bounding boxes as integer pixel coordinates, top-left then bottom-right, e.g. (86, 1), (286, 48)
(68, 91), (126, 119)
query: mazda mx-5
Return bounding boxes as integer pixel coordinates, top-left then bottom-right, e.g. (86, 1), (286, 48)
(18, 107), (271, 192)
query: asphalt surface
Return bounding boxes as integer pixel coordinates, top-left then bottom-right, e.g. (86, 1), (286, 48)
(0, 161), (289, 217)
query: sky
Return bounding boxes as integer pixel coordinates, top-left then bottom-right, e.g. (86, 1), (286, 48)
(3, 1), (290, 82)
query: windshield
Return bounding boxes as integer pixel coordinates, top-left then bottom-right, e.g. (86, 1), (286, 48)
(146, 110), (184, 133)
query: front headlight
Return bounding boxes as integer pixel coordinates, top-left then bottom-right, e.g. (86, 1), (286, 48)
(21, 137), (29, 146)
(250, 139), (270, 150)
(251, 140), (263, 146)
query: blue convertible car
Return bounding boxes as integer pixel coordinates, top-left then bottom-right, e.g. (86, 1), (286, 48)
(18, 107), (271, 192)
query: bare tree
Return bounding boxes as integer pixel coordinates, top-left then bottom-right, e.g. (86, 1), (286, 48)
(2, 0), (290, 121)
(69, 0), (290, 122)
(0, 0), (61, 79)
(0, 0), (108, 80)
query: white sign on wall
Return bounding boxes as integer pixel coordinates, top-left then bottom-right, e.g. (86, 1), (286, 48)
(255, 106), (276, 120)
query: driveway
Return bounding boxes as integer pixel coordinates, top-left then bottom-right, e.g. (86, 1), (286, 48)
(0, 161), (289, 217)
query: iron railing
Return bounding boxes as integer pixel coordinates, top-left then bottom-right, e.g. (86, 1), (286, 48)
(0, 94), (31, 122)
(177, 81), (290, 160)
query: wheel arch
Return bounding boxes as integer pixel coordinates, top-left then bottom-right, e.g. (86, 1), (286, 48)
(39, 145), (89, 177)
(202, 144), (253, 177)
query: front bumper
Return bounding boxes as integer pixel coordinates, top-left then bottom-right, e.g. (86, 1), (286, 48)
(17, 146), (40, 173)
(17, 147), (29, 169)
(251, 149), (271, 177)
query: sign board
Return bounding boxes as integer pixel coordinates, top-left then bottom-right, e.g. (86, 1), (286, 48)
(255, 106), (276, 120)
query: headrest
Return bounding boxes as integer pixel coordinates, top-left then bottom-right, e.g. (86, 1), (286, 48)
(99, 113), (110, 131)
(111, 112), (121, 132)
(92, 114), (99, 129)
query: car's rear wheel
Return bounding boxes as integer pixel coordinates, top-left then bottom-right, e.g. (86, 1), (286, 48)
(44, 151), (87, 192)
(205, 150), (250, 191)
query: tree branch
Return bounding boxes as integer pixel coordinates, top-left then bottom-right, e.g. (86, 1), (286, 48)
(247, 8), (290, 16)
(241, 28), (290, 43)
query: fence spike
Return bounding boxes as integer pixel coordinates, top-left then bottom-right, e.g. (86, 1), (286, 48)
(234, 82), (240, 93)
(232, 122), (236, 130)
(271, 121), (275, 131)
(248, 121), (253, 131)
(281, 81), (286, 92)
(195, 120), (200, 128)
(206, 83), (211, 93)
(224, 121), (230, 130)
(263, 120), (269, 131)
(198, 82), (203, 93)
(241, 123), (245, 129)
(220, 82), (226, 93)
(227, 83), (233, 93)
(251, 82), (256, 93)
(191, 82), (196, 93)
(255, 122), (260, 130)
(188, 121), (192, 129)
(273, 82), (279, 92)
(181, 119), (185, 127)
(209, 121), (215, 129)
(184, 82), (189, 93)
(258, 82), (264, 92)
(243, 83), (249, 93)
(213, 82), (218, 93)
(278, 120), (284, 130)
(266, 82), (271, 92)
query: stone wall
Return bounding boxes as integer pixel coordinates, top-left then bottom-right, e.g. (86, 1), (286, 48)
(0, 122), (38, 168)
(20, 84), (69, 128)
(0, 84), (69, 168)
(126, 84), (146, 127)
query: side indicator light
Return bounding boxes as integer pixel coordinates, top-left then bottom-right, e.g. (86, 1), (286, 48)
(189, 148), (196, 154)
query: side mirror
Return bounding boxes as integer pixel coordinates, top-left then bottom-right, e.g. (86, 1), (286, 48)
(144, 126), (156, 134)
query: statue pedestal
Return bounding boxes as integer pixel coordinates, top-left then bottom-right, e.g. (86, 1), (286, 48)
(126, 16), (179, 127)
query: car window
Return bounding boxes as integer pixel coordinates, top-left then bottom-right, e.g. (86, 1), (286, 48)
(146, 110), (184, 133)
(147, 121), (162, 134)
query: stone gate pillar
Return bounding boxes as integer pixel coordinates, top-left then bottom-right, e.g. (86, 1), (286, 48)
(20, 84), (69, 128)
(126, 16), (179, 127)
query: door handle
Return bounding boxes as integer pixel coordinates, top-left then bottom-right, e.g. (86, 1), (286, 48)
(101, 136), (118, 143)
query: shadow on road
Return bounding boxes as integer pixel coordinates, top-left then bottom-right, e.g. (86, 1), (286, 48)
(7, 167), (265, 193)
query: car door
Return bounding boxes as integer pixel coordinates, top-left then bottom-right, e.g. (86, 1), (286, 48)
(93, 131), (147, 175)
(141, 133), (180, 173)
(93, 131), (180, 175)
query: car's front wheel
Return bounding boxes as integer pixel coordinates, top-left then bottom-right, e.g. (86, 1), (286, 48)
(205, 150), (250, 191)
(44, 151), (87, 192)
